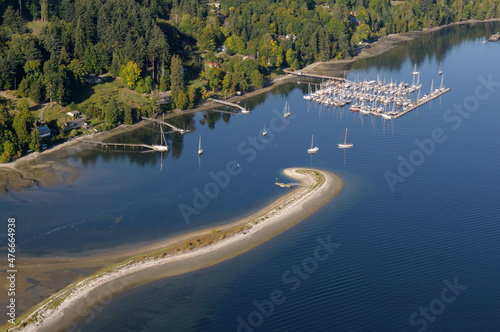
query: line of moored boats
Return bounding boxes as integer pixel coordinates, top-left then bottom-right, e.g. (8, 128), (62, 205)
(303, 70), (447, 119)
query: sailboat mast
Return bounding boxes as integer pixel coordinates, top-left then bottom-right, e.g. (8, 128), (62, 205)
(344, 128), (348, 144)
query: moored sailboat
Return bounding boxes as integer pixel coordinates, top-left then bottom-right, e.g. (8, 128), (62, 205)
(307, 135), (319, 154)
(152, 125), (169, 151)
(337, 128), (353, 149)
(283, 102), (291, 118)
(198, 135), (203, 156)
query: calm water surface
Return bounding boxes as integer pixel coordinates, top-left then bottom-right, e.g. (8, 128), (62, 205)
(2, 22), (500, 331)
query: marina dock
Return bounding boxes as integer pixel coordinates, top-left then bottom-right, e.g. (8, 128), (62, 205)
(302, 69), (450, 119)
(392, 88), (451, 119)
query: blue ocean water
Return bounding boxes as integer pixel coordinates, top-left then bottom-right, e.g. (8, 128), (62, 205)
(2, 22), (500, 331)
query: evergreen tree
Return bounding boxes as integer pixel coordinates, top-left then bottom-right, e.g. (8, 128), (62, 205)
(1, 6), (26, 35)
(13, 106), (35, 146)
(159, 75), (169, 91)
(170, 55), (184, 101)
(105, 99), (119, 124)
(29, 125), (41, 152)
(29, 76), (44, 103)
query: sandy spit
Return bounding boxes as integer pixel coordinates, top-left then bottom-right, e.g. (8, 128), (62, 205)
(10, 168), (342, 332)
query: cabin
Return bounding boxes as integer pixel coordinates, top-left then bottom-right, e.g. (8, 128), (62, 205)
(67, 110), (80, 118)
(85, 75), (102, 84)
(37, 125), (51, 138)
(207, 2), (220, 9)
(205, 62), (219, 68)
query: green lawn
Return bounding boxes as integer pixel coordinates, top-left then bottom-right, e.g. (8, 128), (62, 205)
(27, 21), (49, 37)
(42, 104), (67, 122)
(75, 77), (149, 112)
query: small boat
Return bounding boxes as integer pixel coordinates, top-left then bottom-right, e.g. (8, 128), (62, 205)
(283, 102), (291, 118)
(381, 112), (392, 120)
(438, 61), (443, 76)
(307, 135), (319, 154)
(349, 103), (360, 112)
(337, 128), (353, 149)
(198, 135), (203, 156)
(262, 124), (267, 137)
(152, 125), (169, 151)
(411, 64), (419, 76)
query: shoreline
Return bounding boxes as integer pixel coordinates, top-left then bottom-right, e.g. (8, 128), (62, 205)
(2, 18), (499, 191)
(298, 18), (500, 77)
(9, 168), (343, 332)
(2, 17), (499, 329)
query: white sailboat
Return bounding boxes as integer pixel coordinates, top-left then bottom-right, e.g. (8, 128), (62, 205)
(262, 124), (267, 137)
(283, 102), (291, 118)
(337, 128), (353, 149)
(307, 135), (319, 154)
(198, 135), (203, 156)
(241, 103), (250, 114)
(411, 64), (419, 76)
(152, 125), (169, 151)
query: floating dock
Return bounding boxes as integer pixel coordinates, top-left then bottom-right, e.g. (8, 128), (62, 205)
(488, 33), (500, 42)
(392, 88), (451, 119)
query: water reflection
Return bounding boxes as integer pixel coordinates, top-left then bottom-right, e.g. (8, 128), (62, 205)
(350, 21), (500, 71)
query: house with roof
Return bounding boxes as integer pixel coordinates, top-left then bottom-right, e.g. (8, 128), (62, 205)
(205, 62), (219, 68)
(37, 125), (51, 138)
(67, 110), (80, 118)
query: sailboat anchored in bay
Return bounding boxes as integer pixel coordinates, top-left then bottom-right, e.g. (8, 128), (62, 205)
(152, 125), (169, 151)
(307, 135), (319, 154)
(198, 135), (203, 156)
(337, 128), (353, 149)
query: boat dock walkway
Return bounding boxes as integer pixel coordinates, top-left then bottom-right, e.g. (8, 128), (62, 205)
(284, 70), (348, 83)
(141, 117), (188, 133)
(210, 99), (248, 113)
(82, 141), (154, 150)
(392, 88), (451, 119)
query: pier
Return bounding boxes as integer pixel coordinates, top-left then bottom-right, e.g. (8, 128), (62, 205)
(141, 117), (188, 133)
(392, 88), (451, 119)
(82, 141), (155, 150)
(284, 69), (346, 83)
(210, 99), (249, 113)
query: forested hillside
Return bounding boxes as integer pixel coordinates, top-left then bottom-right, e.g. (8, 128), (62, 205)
(0, 0), (499, 161)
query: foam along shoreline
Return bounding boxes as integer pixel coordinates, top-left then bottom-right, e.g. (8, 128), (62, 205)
(12, 168), (342, 332)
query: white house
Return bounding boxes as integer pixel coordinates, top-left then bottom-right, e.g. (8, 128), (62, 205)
(67, 110), (80, 118)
